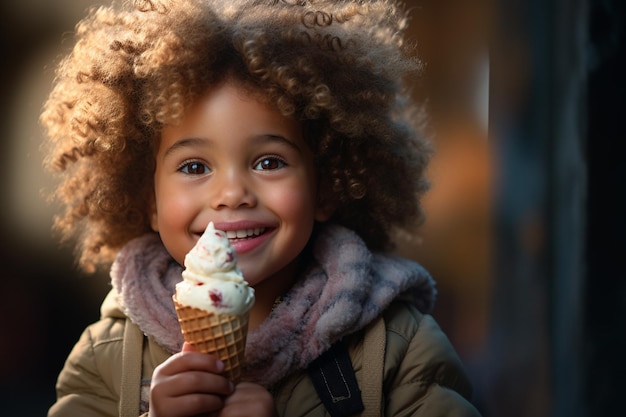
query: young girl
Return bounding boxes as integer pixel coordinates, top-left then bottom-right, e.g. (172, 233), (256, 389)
(42, 0), (482, 416)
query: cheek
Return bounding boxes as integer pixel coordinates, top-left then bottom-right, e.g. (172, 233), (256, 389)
(155, 183), (193, 229)
(272, 182), (317, 220)
(154, 189), (195, 266)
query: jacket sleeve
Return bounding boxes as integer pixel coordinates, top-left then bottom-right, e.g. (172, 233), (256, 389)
(48, 319), (124, 417)
(383, 303), (482, 417)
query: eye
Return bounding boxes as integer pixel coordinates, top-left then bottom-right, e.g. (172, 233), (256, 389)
(178, 160), (210, 175)
(254, 156), (286, 171)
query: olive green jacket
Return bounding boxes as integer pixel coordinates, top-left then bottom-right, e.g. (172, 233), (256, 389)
(48, 292), (481, 417)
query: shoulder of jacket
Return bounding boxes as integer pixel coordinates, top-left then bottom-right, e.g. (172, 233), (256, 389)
(53, 316), (128, 408)
(383, 300), (457, 356)
(100, 289), (127, 320)
(82, 315), (127, 349)
(381, 300), (423, 339)
(77, 289), (130, 349)
(381, 300), (474, 399)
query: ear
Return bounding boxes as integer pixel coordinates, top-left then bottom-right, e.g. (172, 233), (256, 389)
(148, 195), (159, 232)
(315, 195), (335, 222)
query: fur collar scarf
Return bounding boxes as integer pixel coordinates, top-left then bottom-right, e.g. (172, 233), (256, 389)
(110, 223), (436, 388)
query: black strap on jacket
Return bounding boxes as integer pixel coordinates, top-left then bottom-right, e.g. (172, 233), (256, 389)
(307, 341), (364, 417)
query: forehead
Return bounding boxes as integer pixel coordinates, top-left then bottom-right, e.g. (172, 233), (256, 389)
(157, 81), (305, 155)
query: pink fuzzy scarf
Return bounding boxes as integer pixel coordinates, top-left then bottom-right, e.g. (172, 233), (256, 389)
(110, 224), (436, 388)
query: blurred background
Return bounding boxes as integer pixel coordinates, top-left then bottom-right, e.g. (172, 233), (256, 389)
(0, 0), (624, 416)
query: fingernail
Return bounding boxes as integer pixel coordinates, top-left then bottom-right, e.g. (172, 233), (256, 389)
(215, 360), (224, 372)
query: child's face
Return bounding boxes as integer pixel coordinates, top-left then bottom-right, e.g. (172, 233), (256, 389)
(151, 80), (329, 288)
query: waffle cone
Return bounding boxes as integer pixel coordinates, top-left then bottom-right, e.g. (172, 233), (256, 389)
(173, 296), (249, 383)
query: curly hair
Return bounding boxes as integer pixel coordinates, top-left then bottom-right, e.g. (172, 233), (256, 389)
(40, 0), (432, 272)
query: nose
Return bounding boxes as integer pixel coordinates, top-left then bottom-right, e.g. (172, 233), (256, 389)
(210, 168), (256, 209)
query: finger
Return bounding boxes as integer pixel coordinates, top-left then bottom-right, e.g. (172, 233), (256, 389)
(159, 351), (225, 376)
(182, 342), (196, 352)
(220, 382), (275, 416)
(150, 391), (225, 417)
(161, 371), (234, 397)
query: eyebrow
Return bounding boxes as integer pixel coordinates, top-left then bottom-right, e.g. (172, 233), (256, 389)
(163, 137), (209, 158)
(260, 134), (303, 153)
(163, 134), (303, 158)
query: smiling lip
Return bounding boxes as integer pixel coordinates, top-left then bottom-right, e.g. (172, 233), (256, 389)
(205, 221), (274, 255)
(228, 227), (273, 254)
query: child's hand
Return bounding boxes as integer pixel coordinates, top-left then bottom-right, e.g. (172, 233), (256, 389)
(217, 382), (277, 417)
(148, 342), (234, 417)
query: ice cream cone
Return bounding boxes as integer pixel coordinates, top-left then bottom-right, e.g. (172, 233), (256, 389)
(173, 296), (249, 383)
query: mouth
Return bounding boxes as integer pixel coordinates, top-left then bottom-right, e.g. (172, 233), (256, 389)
(224, 228), (267, 240)
(206, 225), (274, 255)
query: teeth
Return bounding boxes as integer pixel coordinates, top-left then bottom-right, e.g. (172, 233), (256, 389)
(225, 228), (265, 239)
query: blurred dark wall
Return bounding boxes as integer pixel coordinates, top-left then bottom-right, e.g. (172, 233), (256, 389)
(0, 2), (110, 416)
(585, 0), (626, 414)
(487, 0), (626, 416)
